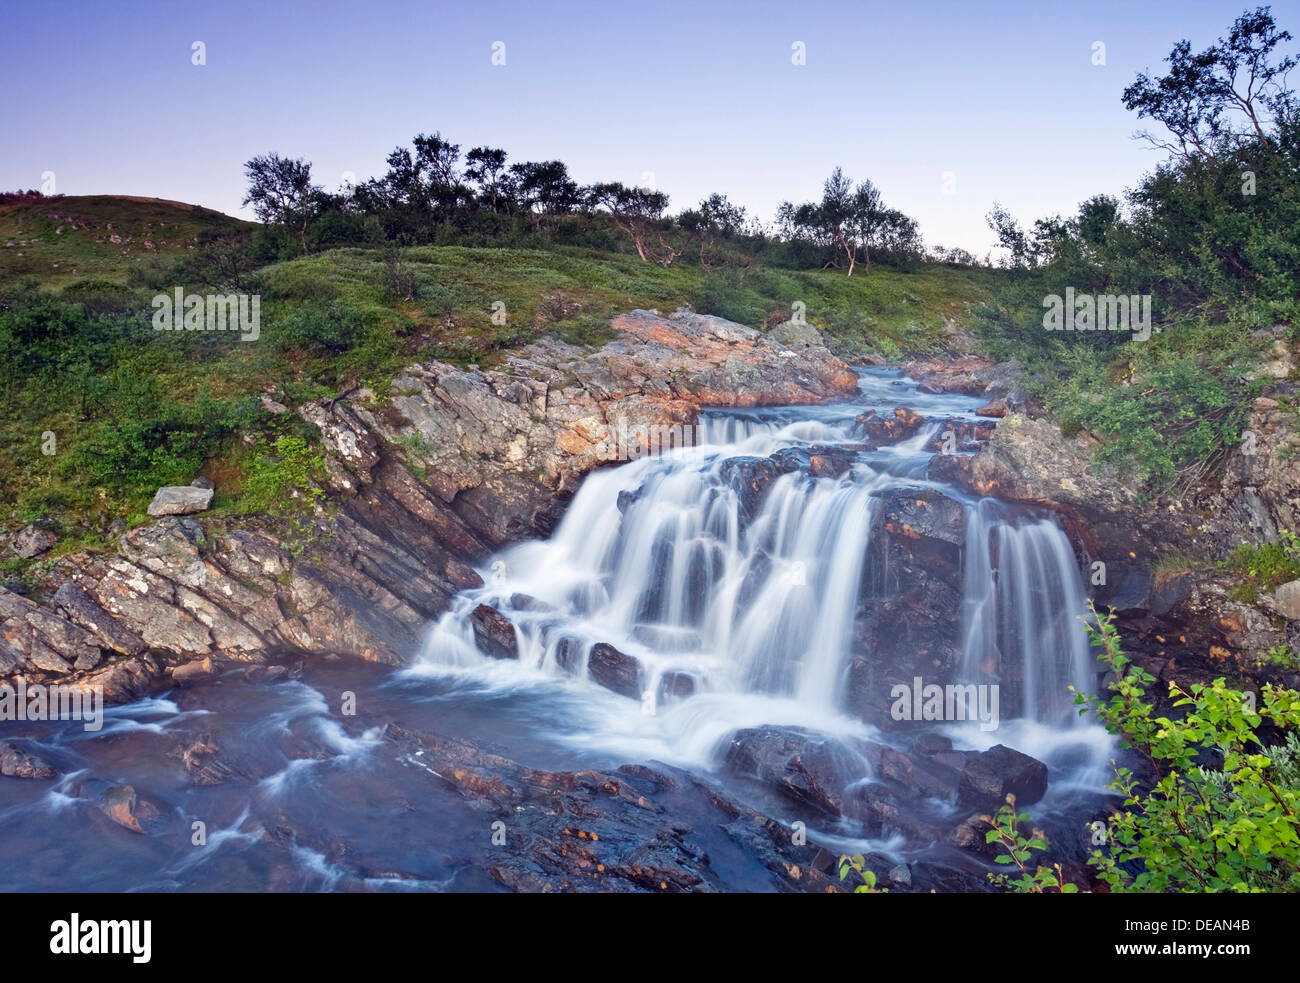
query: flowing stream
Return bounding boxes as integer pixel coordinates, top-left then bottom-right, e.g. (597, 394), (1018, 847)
(0, 369), (1114, 891)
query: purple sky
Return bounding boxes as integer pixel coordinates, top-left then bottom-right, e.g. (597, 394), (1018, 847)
(1, 0), (1279, 253)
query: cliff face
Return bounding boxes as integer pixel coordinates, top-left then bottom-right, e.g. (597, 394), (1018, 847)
(0, 308), (860, 702)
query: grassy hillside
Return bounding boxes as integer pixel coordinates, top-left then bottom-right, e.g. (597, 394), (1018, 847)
(0, 194), (253, 292)
(0, 196), (998, 582)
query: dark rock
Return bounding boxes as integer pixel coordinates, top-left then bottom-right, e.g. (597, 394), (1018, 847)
(956, 744), (1049, 812)
(588, 642), (642, 699)
(469, 605), (518, 660)
(723, 726), (860, 817)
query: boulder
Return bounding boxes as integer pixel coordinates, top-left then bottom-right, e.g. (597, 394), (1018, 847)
(852, 407), (926, 443)
(1273, 580), (1300, 620)
(11, 524), (57, 559)
(0, 742), (57, 779)
(146, 485), (214, 517)
(587, 642), (642, 699)
(956, 744), (1049, 812)
(469, 605), (518, 660)
(768, 319), (826, 349)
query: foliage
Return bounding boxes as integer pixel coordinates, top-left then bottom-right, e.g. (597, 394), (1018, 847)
(983, 794), (1079, 892)
(837, 854), (887, 892)
(1075, 600), (1300, 892)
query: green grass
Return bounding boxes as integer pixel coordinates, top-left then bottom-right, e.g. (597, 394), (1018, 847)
(0, 198), (999, 584)
(0, 194), (253, 292)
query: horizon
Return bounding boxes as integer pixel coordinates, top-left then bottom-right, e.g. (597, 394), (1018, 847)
(0, 0), (1272, 255)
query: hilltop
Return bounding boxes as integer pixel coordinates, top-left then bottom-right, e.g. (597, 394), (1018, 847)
(0, 193), (253, 291)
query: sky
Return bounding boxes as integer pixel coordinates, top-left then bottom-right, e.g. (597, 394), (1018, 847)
(1, 0), (1286, 254)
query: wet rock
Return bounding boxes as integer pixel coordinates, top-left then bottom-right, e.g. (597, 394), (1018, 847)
(956, 744), (1049, 812)
(469, 605), (518, 660)
(101, 784), (161, 834)
(171, 656), (214, 685)
(588, 642), (642, 699)
(146, 485), (214, 517)
(723, 726), (860, 817)
(852, 407), (925, 443)
(0, 742), (57, 779)
(769, 445), (856, 479)
(11, 523), (57, 559)
(658, 671), (696, 701)
(179, 734), (244, 786)
(718, 457), (781, 519)
(384, 724), (839, 893)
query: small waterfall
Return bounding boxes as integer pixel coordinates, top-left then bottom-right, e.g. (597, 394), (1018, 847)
(417, 371), (1100, 761)
(959, 499), (1095, 726)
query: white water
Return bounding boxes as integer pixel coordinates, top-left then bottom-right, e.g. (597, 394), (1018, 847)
(414, 370), (1107, 781)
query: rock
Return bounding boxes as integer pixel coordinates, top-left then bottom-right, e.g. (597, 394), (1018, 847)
(975, 399), (1007, 418)
(101, 784), (160, 834)
(718, 457), (781, 519)
(171, 656), (214, 685)
(11, 523), (57, 559)
(658, 671), (696, 701)
(852, 407), (926, 443)
(469, 605), (518, 660)
(956, 744), (1049, 813)
(190, 475), (215, 490)
(0, 742), (57, 779)
(888, 863), (912, 887)
(1273, 580), (1300, 620)
(588, 642), (642, 699)
(146, 485), (214, 517)
(768, 319), (826, 349)
(383, 724), (839, 893)
(723, 726), (857, 817)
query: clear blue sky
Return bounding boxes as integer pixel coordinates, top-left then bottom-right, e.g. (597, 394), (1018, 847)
(1, 0), (1283, 254)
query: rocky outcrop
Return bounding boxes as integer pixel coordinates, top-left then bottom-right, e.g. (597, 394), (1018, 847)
(0, 309), (858, 700)
(384, 723), (843, 892)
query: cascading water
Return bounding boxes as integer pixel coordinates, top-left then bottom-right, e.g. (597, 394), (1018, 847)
(0, 368), (1117, 892)
(415, 369), (1102, 769)
(959, 498), (1097, 727)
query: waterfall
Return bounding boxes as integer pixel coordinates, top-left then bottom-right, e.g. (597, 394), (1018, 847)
(417, 370), (1098, 759)
(959, 498), (1095, 726)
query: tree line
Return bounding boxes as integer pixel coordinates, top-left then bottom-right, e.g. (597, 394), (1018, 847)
(240, 139), (928, 275)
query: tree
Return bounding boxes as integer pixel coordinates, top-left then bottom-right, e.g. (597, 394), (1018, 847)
(677, 193), (751, 270)
(1123, 6), (1297, 162)
(242, 153), (320, 254)
(510, 160), (581, 216)
(777, 168), (902, 275)
(985, 202), (1031, 267)
(586, 182), (679, 265)
(464, 147), (510, 213)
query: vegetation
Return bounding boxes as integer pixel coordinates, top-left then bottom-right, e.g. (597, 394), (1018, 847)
(983, 795), (1078, 893)
(974, 7), (1298, 490)
(1074, 602), (1300, 892)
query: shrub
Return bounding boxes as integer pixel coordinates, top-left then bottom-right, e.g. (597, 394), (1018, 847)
(1075, 601), (1300, 892)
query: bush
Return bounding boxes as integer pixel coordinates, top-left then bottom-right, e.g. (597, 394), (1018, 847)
(1076, 602), (1300, 892)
